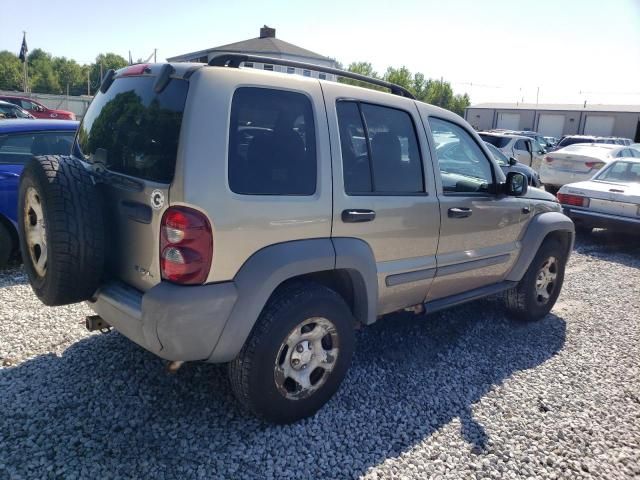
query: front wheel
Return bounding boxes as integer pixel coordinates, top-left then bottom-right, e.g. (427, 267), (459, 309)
(228, 282), (355, 424)
(505, 239), (567, 322)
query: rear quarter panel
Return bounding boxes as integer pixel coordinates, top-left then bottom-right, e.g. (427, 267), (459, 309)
(173, 68), (333, 283)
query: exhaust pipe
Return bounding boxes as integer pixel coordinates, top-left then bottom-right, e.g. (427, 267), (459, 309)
(85, 315), (112, 333)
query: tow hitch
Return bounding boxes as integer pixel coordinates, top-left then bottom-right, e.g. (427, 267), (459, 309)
(85, 315), (112, 333)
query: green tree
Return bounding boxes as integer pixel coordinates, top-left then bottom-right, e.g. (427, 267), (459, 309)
(28, 49), (61, 93)
(383, 66), (413, 91)
(0, 51), (23, 91)
(338, 61), (384, 91)
(89, 53), (128, 93)
(53, 57), (85, 95)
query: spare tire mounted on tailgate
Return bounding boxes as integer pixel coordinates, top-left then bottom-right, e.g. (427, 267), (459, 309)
(18, 155), (104, 306)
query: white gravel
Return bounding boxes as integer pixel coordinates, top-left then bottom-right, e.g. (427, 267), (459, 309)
(0, 231), (638, 479)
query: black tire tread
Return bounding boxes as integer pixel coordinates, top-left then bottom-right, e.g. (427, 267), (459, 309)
(228, 281), (351, 421)
(0, 221), (12, 268)
(19, 155), (104, 306)
(505, 238), (565, 322)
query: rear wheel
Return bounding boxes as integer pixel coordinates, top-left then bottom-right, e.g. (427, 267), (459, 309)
(0, 221), (13, 268)
(505, 238), (567, 322)
(228, 282), (355, 424)
(18, 155), (104, 306)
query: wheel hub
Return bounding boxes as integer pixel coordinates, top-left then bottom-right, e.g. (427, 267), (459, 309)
(24, 187), (48, 277)
(274, 317), (339, 400)
(290, 340), (314, 370)
(535, 256), (558, 304)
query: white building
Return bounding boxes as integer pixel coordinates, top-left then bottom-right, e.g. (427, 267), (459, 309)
(167, 26), (338, 81)
(465, 103), (640, 141)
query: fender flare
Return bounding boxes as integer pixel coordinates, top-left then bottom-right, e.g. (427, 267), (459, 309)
(208, 237), (378, 362)
(506, 211), (575, 282)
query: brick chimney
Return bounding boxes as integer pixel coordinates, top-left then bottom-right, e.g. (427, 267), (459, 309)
(260, 25), (276, 38)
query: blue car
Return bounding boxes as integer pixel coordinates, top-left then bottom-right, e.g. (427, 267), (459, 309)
(0, 119), (78, 267)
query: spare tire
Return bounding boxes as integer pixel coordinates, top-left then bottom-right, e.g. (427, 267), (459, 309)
(18, 155), (104, 306)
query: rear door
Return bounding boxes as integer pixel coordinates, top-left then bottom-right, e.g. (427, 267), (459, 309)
(514, 138), (533, 166)
(323, 83), (440, 315)
(424, 116), (526, 301)
(74, 71), (189, 291)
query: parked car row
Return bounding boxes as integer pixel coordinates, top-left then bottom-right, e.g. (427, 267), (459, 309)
(541, 144), (640, 194)
(0, 95), (76, 121)
(0, 119), (78, 267)
(552, 134), (632, 151)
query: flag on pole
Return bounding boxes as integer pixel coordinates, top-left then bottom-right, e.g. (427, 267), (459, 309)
(19, 32), (28, 63)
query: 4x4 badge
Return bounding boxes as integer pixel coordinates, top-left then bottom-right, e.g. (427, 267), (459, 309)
(150, 190), (165, 210)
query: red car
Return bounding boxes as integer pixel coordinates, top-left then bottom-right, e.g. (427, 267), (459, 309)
(0, 95), (76, 120)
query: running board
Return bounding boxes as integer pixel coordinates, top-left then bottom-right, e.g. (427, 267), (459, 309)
(424, 281), (517, 314)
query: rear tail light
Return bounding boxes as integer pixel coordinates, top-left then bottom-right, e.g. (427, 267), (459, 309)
(585, 161), (605, 170)
(557, 193), (590, 207)
(160, 206), (213, 285)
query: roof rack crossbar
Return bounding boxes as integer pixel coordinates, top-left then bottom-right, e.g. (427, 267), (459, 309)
(208, 54), (416, 99)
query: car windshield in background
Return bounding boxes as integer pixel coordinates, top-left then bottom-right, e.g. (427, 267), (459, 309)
(75, 76), (188, 183)
(479, 134), (511, 148)
(0, 104), (31, 119)
(484, 142), (509, 165)
(595, 161), (640, 184)
(0, 131), (75, 164)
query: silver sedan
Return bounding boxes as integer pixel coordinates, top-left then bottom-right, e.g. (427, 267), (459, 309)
(557, 159), (640, 234)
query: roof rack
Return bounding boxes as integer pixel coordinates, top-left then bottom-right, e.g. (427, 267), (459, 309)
(208, 54), (416, 99)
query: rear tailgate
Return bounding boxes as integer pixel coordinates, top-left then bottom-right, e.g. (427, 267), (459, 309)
(74, 68), (189, 291)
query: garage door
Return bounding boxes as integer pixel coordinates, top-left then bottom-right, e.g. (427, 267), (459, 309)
(538, 114), (565, 137)
(496, 113), (520, 130)
(584, 116), (615, 136)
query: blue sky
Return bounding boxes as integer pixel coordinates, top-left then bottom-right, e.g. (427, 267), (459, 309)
(1, 0), (639, 105)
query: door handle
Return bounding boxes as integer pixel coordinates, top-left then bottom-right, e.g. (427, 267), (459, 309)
(448, 207), (472, 218)
(342, 209), (376, 223)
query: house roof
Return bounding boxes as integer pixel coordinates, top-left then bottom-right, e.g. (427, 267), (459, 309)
(167, 36), (333, 63)
(467, 103), (640, 113)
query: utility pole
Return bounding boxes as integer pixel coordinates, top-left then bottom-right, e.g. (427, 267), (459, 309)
(154, 48), (157, 63)
(536, 86), (540, 105)
(87, 69), (90, 96)
(100, 63), (104, 82)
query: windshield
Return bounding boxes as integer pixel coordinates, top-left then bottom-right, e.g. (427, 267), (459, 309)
(484, 142), (509, 166)
(479, 134), (511, 149)
(0, 104), (31, 119)
(595, 161), (640, 184)
(75, 75), (188, 183)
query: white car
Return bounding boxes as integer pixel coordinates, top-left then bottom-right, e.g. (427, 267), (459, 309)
(540, 144), (640, 194)
(557, 159), (640, 233)
(478, 132), (546, 171)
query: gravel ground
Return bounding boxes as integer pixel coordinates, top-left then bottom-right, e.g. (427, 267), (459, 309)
(0, 231), (638, 479)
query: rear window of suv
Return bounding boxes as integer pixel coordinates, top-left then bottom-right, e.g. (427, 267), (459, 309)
(478, 134), (511, 149)
(557, 136), (595, 148)
(75, 76), (188, 183)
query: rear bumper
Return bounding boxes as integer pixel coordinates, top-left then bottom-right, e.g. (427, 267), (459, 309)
(539, 169), (593, 187)
(88, 280), (237, 362)
(563, 207), (640, 232)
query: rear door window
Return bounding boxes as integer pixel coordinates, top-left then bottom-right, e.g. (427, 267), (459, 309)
(336, 101), (424, 194)
(228, 87), (316, 195)
(75, 76), (188, 183)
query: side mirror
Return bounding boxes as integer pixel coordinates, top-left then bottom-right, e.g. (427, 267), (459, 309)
(508, 157), (518, 166)
(505, 171), (528, 196)
(36, 105), (45, 112)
